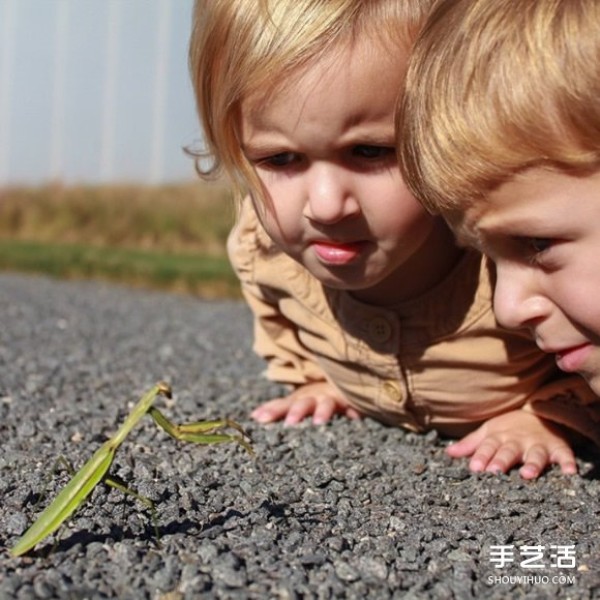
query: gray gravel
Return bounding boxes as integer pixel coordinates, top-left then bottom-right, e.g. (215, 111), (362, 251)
(1, 272), (599, 600)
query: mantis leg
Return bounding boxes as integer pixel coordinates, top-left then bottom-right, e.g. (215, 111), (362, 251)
(103, 476), (160, 545)
(148, 408), (254, 456)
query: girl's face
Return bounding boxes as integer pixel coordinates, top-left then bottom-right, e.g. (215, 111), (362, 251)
(239, 36), (459, 306)
(455, 167), (600, 393)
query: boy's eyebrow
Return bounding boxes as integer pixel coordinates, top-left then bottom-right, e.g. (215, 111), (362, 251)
(477, 214), (556, 236)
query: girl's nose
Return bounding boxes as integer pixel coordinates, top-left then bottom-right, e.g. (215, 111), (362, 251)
(493, 262), (551, 330)
(303, 164), (360, 224)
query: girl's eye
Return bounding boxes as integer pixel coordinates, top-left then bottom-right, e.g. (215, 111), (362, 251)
(263, 152), (298, 168)
(352, 145), (394, 160)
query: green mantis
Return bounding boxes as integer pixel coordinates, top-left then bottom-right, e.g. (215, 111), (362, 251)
(10, 382), (253, 557)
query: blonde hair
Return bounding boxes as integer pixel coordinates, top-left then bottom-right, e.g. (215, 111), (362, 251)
(189, 0), (436, 202)
(398, 0), (600, 214)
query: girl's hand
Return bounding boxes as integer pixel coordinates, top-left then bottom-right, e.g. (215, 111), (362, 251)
(251, 381), (362, 426)
(446, 410), (577, 479)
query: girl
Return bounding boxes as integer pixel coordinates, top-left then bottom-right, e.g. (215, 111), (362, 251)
(188, 0), (598, 479)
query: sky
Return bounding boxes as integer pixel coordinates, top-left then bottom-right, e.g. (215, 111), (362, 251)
(0, 0), (202, 185)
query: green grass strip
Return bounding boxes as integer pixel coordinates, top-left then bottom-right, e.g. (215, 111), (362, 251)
(0, 239), (240, 298)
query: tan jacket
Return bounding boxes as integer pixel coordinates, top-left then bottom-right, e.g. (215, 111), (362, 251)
(228, 200), (600, 444)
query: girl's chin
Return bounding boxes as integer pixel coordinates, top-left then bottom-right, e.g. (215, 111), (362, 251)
(307, 266), (383, 294)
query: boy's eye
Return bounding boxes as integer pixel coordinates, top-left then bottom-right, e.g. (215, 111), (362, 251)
(517, 236), (560, 268)
(352, 145), (394, 160)
(527, 237), (553, 253)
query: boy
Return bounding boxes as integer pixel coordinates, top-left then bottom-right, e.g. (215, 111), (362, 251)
(398, 0), (600, 416)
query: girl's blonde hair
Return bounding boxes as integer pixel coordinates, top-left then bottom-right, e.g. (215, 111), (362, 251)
(189, 0), (436, 202)
(398, 0), (600, 214)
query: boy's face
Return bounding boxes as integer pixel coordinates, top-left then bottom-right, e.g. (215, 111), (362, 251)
(239, 36), (457, 306)
(455, 167), (600, 393)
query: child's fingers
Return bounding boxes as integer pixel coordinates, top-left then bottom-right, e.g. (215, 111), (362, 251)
(312, 396), (337, 425)
(345, 407), (362, 420)
(485, 440), (532, 477)
(314, 395), (362, 423)
(550, 445), (578, 475)
(518, 444), (550, 480)
(250, 397), (295, 423)
(469, 439), (512, 472)
(284, 395), (320, 425)
(445, 429), (483, 458)
(520, 443), (578, 479)
(483, 441), (523, 474)
(445, 412), (579, 479)
(467, 438), (502, 472)
(251, 384), (360, 426)
(252, 377), (362, 427)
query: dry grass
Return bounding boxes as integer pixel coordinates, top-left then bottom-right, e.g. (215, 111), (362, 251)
(0, 181), (236, 254)
(0, 181), (241, 297)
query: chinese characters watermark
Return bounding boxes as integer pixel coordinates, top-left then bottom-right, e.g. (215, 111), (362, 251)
(489, 544), (576, 569)
(486, 544), (577, 587)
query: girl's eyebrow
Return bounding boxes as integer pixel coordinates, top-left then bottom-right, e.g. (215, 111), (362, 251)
(348, 134), (395, 145)
(241, 141), (291, 157)
(341, 123), (395, 143)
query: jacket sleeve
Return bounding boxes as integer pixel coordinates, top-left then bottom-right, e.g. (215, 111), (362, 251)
(227, 200), (328, 387)
(522, 376), (600, 446)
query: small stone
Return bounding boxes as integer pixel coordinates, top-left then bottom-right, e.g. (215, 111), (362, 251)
(334, 560), (359, 582)
(6, 512), (28, 535)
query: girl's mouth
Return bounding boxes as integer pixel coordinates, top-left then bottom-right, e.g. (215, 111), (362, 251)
(311, 241), (366, 265)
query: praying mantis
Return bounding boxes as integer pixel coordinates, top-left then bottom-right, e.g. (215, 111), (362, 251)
(10, 382), (253, 557)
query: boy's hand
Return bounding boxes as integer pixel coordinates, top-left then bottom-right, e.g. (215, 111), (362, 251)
(251, 381), (362, 426)
(446, 410), (577, 479)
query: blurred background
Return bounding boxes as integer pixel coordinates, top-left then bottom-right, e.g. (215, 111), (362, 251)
(0, 0), (237, 297)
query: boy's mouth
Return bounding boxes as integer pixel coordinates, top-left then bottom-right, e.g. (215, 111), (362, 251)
(554, 343), (592, 373)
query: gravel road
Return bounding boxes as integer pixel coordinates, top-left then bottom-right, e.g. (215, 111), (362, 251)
(1, 272), (599, 600)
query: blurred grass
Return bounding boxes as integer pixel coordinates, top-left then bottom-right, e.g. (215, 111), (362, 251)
(0, 182), (241, 298)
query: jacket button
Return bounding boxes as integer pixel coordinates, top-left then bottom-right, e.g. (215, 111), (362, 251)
(368, 317), (392, 343)
(383, 381), (403, 402)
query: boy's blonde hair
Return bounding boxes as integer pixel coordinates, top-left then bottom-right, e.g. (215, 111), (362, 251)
(189, 0), (436, 201)
(398, 0), (600, 214)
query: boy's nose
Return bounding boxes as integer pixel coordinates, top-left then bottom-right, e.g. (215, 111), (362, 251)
(493, 262), (551, 330)
(303, 164), (360, 224)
